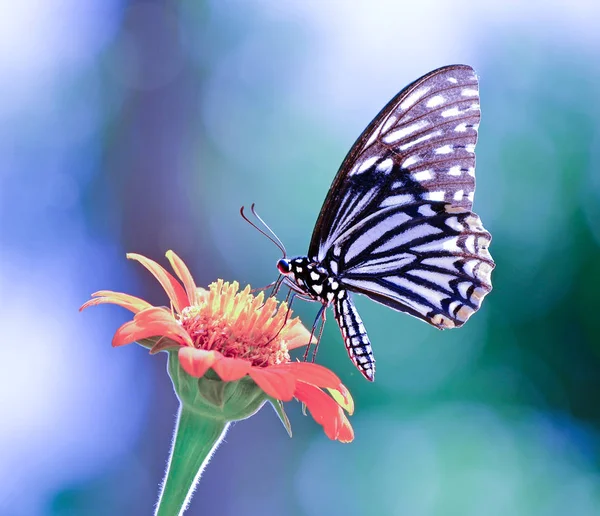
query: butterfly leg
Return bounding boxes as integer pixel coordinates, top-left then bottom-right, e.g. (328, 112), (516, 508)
(251, 277), (280, 295)
(333, 292), (375, 381)
(281, 291), (296, 327)
(311, 306), (327, 363)
(263, 292), (297, 347)
(302, 304), (326, 362)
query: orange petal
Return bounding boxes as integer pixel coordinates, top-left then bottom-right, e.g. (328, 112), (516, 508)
(134, 307), (194, 345)
(79, 290), (153, 314)
(166, 251), (199, 306)
(336, 412), (354, 443)
(294, 381), (354, 442)
(273, 362), (341, 389)
(286, 321), (317, 350)
(326, 386), (354, 415)
(211, 355), (252, 382)
(249, 367), (297, 401)
(273, 362), (354, 414)
(127, 253), (189, 313)
(149, 337), (183, 354)
(113, 319), (188, 348)
(113, 307), (193, 347)
(179, 348), (219, 378)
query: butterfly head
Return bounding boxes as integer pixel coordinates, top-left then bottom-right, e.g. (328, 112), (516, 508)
(276, 256), (313, 278)
(276, 258), (291, 275)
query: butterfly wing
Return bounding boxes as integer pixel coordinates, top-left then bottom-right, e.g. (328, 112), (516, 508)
(308, 64), (494, 329)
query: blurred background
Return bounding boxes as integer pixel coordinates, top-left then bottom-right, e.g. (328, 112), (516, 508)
(2, 0), (600, 514)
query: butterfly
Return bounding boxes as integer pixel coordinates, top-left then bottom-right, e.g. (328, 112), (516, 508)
(246, 64), (494, 381)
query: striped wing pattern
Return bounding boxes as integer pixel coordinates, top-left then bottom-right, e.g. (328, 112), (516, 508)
(337, 202), (493, 329)
(309, 65), (494, 329)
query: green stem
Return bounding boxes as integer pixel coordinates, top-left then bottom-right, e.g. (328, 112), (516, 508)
(155, 404), (229, 516)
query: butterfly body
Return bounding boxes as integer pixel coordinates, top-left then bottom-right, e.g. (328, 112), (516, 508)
(277, 257), (376, 379)
(271, 65), (494, 381)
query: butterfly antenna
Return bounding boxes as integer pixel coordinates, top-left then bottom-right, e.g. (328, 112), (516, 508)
(240, 204), (287, 257)
(250, 203), (288, 256)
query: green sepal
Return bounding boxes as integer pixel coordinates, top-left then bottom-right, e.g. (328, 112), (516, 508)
(138, 336), (180, 354)
(269, 398), (293, 438)
(197, 373), (227, 408)
(166, 351), (270, 422)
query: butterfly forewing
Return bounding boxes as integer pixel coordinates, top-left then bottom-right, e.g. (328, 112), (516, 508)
(308, 64), (494, 330)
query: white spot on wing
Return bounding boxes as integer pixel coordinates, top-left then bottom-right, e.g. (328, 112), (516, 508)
(351, 156), (378, 175)
(363, 129), (380, 150)
(380, 194), (414, 208)
(465, 144), (476, 153)
(448, 166), (462, 176)
(445, 216), (464, 231)
(377, 158), (394, 174)
(312, 284), (323, 294)
(463, 260), (477, 277)
(384, 120), (428, 143)
(467, 167), (475, 177)
(418, 204), (436, 217)
(400, 86), (431, 110)
(467, 192), (474, 202)
(462, 88), (478, 97)
(412, 170), (433, 182)
(465, 235), (476, 253)
(458, 282), (471, 298)
(441, 106), (461, 118)
(424, 191), (445, 202)
(447, 77), (458, 84)
(435, 145), (453, 155)
(426, 95), (445, 107)
(381, 115), (397, 133)
(402, 156), (420, 168)
(399, 130), (441, 151)
(453, 190), (464, 201)
(448, 300), (461, 315)
(455, 123), (467, 132)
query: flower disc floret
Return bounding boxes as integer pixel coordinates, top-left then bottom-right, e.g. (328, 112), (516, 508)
(179, 280), (296, 367)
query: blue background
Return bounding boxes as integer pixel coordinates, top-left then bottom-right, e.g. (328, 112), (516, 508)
(2, 1), (600, 514)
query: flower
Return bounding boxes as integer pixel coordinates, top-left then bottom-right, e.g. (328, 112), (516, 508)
(81, 250), (354, 442)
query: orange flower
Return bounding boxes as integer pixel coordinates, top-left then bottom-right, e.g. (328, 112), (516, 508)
(81, 251), (354, 442)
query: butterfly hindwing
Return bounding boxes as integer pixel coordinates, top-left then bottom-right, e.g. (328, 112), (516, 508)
(333, 202), (493, 329)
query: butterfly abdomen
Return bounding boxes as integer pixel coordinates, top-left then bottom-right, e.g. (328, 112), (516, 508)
(333, 291), (375, 381)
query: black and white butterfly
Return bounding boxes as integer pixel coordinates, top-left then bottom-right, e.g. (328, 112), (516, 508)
(246, 65), (494, 381)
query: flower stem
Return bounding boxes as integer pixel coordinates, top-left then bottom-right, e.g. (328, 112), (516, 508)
(155, 404), (229, 516)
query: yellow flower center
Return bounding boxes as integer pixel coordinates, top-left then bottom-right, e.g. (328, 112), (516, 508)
(179, 280), (297, 367)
